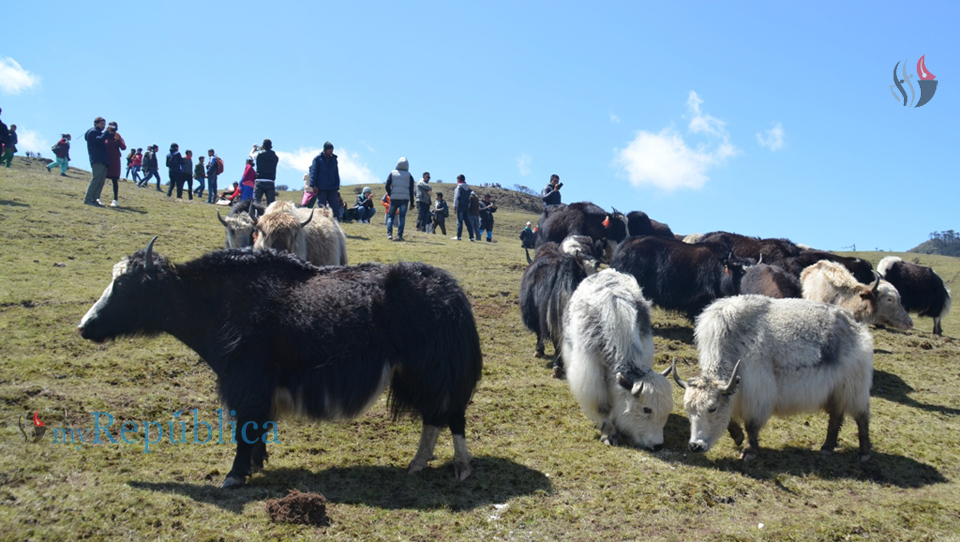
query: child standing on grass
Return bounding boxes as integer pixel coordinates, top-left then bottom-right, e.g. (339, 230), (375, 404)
(432, 192), (448, 235)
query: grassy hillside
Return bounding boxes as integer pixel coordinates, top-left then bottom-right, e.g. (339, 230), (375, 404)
(1, 156), (959, 540)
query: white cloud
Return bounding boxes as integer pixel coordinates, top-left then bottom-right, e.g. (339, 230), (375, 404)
(616, 92), (738, 191)
(609, 113), (621, 124)
(756, 122), (785, 151)
(15, 130), (48, 154)
(0, 58), (40, 95)
(275, 146), (378, 186)
(517, 153), (532, 176)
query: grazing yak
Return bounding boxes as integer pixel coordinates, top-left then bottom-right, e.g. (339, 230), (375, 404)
(78, 238), (483, 487)
(218, 200), (265, 248)
(536, 202), (628, 262)
(778, 250), (876, 284)
(672, 295), (874, 461)
(253, 201), (348, 266)
(878, 256), (952, 335)
(563, 269), (673, 450)
(626, 210), (675, 239)
(519, 237), (598, 377)
(740, 263), (803, 299)
(800, 260), (913, 330)
(699, 231), (803, 263)
(611, 236), (754, 320)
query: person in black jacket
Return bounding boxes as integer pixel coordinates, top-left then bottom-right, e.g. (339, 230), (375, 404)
(477, 194), (497, 242)
(541, 174), (562, 207)
(250, 139), (279, 205)
(166, 143), (185, 198)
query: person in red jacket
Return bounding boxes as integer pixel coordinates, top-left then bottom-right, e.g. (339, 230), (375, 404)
(240, 158), (257, 201)
(104, 122), (127, 207)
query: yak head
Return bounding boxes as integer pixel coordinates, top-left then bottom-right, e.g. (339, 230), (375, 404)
(672, 359), (741, 454)
(79, 236), (170, 344)
(858, 276), (914, 330)
(218, 208), (259, 249)
(560, 235), (601, 274)
(612, 365), (674, 451)
(252, 208), (313, 261)
(719, 253), (753, 297)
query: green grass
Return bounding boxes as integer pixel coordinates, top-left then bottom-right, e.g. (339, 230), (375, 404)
(1, 156), (959, 540)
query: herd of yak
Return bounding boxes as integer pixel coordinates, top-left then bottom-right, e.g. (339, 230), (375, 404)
(75, 197), (951, 488)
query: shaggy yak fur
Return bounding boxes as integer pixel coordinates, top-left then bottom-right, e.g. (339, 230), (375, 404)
(519, 238), (597, 378)
(254, 201), (348, 266)
(673, 295), (874, 462)
(698, 231), (803, 264)
(218, 200), (266, 249)
(78, 239), (483, 487)
(878, 256), (952, 335)
(777, 250), (876, 284)
(740, 263), (803, 299)
(626, 210), (675, 239)
(535, 202), (628, 262)
(800, 260), (913, 330)
(611, 236), (754, 320)
(563, 269), (673, 450)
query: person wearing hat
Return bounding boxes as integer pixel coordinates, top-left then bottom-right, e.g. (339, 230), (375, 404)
(520, 221), (536, 248)
(47, 134), (72, 176)
(139, 145), (162, 190)
(354, 186), (375, 223)
(307, 141), (341, 218)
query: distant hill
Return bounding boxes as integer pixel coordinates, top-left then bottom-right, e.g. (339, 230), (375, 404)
(342, 184), (543, 214)
(909, 230), (960, 257)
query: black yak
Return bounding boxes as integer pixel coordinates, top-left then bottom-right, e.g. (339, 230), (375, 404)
(78, 238), (483, 487)
(536, 202), (628, 262)
(878, 256), (952, 335)
(519, 237), (597, 378)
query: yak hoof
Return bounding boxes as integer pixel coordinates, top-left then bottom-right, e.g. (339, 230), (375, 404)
(221, 475), (246, 489)
(820, 447), (834, 457)
(740, 449), (757, 462)
(859, 452), (871, 462)
(534, 350), (545, 359)
(552, 365), (566, 379)
(454, 461), (473, 481)
(407, 460), (428, 474)
(600, 434), (619, 446)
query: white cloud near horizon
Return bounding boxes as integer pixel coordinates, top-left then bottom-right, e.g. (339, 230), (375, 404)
(756, 122), (785, 151)
(276, 146), (378, 186)
(0, 57), (40, 95)
(16, 130), (48, 154)
(616, 91), (737, 191)
(517, 153), (532, 176)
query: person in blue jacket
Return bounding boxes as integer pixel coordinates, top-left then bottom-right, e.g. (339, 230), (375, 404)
(306, 141), (341, 217)
(83, 117), (113, 207)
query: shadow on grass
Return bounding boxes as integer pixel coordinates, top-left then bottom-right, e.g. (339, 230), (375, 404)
(0, 199), (28, 207)
(653, 325), (694, 345)
(345, 235), (370, 240)
(872, 369), (960, 416)
(699, 448), (947, 488)
(129, 455), (551, 513)
(661, 413), (946, 488)
(111, 207), (149, 215)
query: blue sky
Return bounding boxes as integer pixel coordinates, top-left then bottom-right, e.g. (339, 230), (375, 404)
(3, 1), (957, 251)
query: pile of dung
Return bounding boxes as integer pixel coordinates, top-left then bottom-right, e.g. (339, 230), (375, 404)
(265, 490), (330, 526)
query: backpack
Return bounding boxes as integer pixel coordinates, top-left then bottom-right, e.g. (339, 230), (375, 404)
(216, 157), (224, 175)
(51, 142), (62, 154)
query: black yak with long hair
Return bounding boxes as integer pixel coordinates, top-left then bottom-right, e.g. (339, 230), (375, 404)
(79, 238), (483, 487)
(699, 230), (803, 263)
(519, 237), (598, 378)
(536, 202), (628, 262)
(611, 236), (754, 320)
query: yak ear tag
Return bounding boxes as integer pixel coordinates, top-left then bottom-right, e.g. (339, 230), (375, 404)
(602, 216), (610, 228)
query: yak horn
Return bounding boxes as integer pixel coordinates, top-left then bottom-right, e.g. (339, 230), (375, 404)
(721, 359), (742, 395)
(144, 236), (158, 271)
(671, 359), (688, 389)
(301, 209), (314, 228)
(871, 274), (881, 294)
(217, 211), (228, 227)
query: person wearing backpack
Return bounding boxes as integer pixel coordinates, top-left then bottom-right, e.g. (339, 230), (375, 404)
(452, 174), (475, 241)
(124, 148), (136, 179)
(47, 134), (71, 176)
(166, 143), (185, 198)
(83, 117), (113, 207)
(205, 149), (221, 204)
